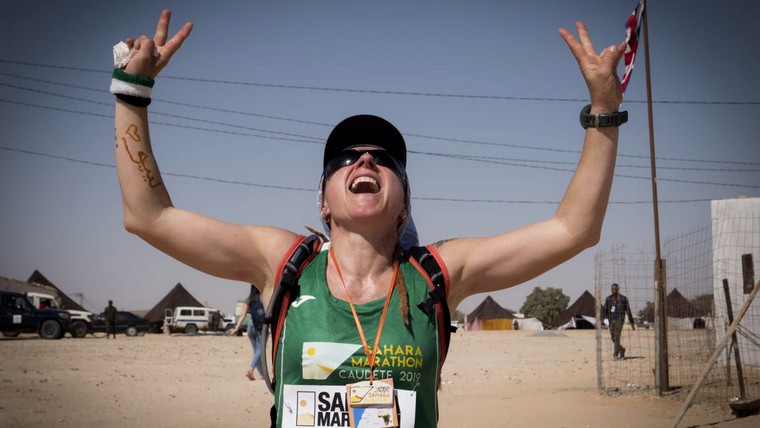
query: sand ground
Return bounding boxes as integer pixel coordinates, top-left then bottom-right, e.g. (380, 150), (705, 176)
(1, 329), (758, 427)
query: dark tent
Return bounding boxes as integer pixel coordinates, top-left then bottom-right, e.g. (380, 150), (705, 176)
(144, 282), (205, 322)
(550, 290), (596, 329)
(466, 295), (515, 330)
(667, 288), (698, 318)
(667, 288), (708, 330)
(27, 270), (88, 312)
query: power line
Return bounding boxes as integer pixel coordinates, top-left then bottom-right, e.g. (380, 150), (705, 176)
(0, 82), (323, 143)
(0, 146), (315, 192)
(2, 59), (759, 105)
(2, 75), (758, 167)
(407, 133), (760, 166)
(7, 78), (756, 172)
(0, 145), (723, 205)
(414, 150), (759, 173)
(418, 151), (759, 189)
(2, 96), (758, 190)
(0, 98), (321, 144)
(0, 71), (333, 127)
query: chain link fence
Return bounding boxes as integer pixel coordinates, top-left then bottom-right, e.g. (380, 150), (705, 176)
(595, 208), (759, 406)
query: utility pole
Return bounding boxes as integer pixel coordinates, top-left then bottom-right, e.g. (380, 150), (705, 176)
(642, 3), (669, 394)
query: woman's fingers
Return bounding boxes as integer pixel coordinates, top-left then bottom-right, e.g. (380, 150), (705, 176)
(559, 22), (624, 109)
(122, 10), (192, 76)
(558, 27), (586, 67)
(150, 9), (193, 68)
(575, 22), (597, 57)
(159, 21), (193, 65)
(153, 9), (171, 47)
(597, 42), (625, 80)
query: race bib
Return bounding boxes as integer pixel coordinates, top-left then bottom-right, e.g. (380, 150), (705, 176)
(281, 384), (416, 427)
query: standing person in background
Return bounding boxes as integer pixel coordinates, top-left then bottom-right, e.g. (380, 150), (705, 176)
(104, 300), (118, 339)
(232, 285), (265, 381)
(603, 283), (635, 360)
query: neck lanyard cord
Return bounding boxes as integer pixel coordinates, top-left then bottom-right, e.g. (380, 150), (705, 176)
(329, 248), (398, 384)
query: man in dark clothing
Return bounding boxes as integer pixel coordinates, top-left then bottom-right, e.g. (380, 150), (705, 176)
(104, 300), (118, 339)
(603, 283), (635, 360)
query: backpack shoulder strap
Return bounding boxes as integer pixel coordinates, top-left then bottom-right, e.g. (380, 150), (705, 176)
(407, 245), (457, 365)
(264, 234), (322, 389)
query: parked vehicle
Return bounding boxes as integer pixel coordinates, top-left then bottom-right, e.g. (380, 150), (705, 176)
(91, 311), (150, 337)
(232, 300), (250, 336)
(635, 317), (651, 330)
(164, 306), (235, 335)
(25, 292), (93, 338)
(0, 290), (71, 339)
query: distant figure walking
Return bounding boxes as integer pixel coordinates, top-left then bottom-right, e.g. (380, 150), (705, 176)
(603, 283), (635, 360)
(104, 300), (118, 339)
(232, 285), (265, 381)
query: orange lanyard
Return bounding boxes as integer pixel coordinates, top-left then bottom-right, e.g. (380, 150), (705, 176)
(329, 247), (398, 384)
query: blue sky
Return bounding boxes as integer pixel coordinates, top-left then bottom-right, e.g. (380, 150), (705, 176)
(1, 0), (758, 316)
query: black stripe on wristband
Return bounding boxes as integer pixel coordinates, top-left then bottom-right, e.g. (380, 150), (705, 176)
(115, 93), (151, 108)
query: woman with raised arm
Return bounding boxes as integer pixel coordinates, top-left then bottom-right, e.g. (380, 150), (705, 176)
(114, 9), (626, 427)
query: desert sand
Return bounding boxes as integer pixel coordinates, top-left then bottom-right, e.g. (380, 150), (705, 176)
(1, 329), (757, 428)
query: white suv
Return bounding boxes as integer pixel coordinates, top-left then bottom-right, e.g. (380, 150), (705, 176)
(164, 306), (235, 335)
(25, 292), (93, 338)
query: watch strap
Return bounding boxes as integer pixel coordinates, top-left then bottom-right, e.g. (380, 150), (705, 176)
(579, 104), (628, 129)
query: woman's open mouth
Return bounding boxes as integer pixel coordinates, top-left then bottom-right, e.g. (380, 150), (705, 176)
(350, 176), (380, 194)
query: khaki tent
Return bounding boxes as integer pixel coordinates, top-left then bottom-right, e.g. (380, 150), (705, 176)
(1, 276), (57, 295)
(466, 296), (515, 330)
(551, 290), (596, 330)
(144, 282), (205, 322)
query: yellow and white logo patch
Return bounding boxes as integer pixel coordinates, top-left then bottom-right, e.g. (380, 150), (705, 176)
(303, 342), (362, 380)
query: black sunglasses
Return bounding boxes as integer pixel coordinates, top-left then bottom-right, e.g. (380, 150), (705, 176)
(323, 149), (405, 180)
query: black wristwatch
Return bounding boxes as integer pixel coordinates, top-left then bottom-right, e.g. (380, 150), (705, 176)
(579, 104), (628, 129)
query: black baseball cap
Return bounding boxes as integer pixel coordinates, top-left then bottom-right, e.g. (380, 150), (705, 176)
(323, 114), (407, 170)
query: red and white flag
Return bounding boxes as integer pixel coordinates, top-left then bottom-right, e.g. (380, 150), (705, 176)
(621, 0), (645, 94)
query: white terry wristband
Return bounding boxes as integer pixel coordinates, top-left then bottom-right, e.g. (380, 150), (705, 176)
(110, 69), (154, 96)
(110, 69), (155, 107)
(110, 77), (152, 98)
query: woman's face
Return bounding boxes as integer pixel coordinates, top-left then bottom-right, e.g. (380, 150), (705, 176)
(322, 147), (406, 232)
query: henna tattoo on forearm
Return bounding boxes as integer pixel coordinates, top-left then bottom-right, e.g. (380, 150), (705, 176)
(120, 124), (162, 188)
(433, 238), (457, 249)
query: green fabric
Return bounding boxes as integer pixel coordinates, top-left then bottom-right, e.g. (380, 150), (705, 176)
(274, 249), (441, 427)
(112, 68), (155, 88)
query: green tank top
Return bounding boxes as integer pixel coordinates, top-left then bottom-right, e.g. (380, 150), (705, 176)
(274, 248), (442, 427)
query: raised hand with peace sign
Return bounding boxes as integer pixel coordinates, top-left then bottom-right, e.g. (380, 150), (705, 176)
(119, 9), (193, 80)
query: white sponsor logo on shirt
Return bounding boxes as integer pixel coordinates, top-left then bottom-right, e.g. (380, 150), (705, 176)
(292, 295), (316, 308)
